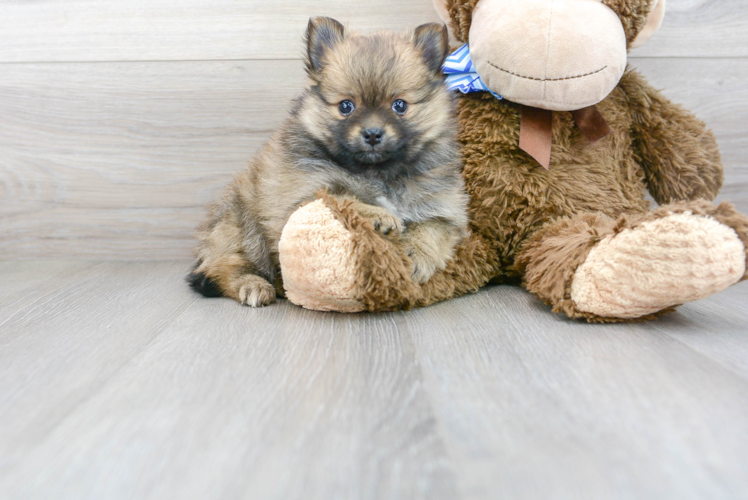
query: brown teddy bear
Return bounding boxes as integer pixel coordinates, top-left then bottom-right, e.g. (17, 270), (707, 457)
(277, 0), (748, 321)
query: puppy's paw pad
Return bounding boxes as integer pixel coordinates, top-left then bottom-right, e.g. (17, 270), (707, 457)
(239, 281), (276, 307)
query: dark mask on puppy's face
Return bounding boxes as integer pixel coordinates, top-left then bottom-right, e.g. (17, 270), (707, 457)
(299, 17), (453, 174)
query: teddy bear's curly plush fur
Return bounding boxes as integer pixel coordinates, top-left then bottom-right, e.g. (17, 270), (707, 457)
(278, 0), (748, 321)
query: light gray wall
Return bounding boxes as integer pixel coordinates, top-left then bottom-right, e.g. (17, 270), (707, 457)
(1, 0), (746, 259)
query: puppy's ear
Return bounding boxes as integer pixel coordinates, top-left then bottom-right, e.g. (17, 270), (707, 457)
(413, 23), (450, 75)
(305, 17), (345, 75)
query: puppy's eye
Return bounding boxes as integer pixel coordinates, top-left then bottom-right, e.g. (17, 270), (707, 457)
(392, 99), (408, 115)
(338, 100), (355, 116)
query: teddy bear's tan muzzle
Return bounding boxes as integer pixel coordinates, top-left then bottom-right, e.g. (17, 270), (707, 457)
(468, 0), (628, 111)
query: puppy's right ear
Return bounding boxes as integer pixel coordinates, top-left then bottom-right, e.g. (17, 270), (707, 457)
(305, 17), (345, 75)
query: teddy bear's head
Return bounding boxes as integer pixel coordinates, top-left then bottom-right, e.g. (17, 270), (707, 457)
(434, 0), (666, 111)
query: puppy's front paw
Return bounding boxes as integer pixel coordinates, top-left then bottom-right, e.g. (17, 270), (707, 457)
(330, 196), (403, 239)
(370, 213), (404, 238)
(237, 276), (276, 307)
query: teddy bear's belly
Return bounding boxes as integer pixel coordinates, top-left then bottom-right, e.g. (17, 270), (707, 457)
(454, 93), (650, 275)
(462, 133), (650, 274)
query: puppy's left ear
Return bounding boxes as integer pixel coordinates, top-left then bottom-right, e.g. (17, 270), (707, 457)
(305, 17), (345, 75)
(413, 23), (450, 74)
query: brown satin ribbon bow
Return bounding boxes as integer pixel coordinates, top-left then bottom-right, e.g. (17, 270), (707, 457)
(518, 105), (611, 170)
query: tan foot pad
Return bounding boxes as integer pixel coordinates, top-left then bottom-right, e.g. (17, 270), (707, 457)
(278, 199), (365, 312)
(571, 212), (746, 319)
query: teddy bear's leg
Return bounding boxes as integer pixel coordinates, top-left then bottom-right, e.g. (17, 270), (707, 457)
(517, 201), (748, 322)
(279, 193), (503, 312)
(415, 229), (502, 307)
(279, 195), (425, 312)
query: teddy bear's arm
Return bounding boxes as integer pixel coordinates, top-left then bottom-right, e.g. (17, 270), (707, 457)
(624, 69), (723, 205)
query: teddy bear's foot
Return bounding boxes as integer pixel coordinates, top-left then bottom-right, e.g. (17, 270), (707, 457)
(278, 198), (368, 312)
(518, 201), (748, 322)
(571, 213), (745, 318)
(571, 203), (747, 319)
(278, 195), (422, 312)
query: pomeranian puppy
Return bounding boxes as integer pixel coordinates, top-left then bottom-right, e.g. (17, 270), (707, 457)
(188, 17), (468, 306)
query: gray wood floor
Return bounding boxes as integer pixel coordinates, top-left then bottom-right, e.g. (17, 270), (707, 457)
(1, 260), (747, 500)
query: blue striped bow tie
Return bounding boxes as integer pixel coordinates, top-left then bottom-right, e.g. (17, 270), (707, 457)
(442, 44), (503, 100)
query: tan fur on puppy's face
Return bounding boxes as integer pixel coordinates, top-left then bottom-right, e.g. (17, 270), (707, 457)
(300, 20), (453, 177)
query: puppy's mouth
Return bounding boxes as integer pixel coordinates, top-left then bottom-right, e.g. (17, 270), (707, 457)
(350, 143), (393, 164)
(354, 150), (389, 164)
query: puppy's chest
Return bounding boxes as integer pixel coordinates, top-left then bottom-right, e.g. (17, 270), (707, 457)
(373, 190), (439, 224)
(327, 165), (455, 224)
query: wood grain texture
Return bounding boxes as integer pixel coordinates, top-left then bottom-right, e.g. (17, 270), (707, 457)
(399, 283), (748, 500)
(630, 0), (748, 58)
(0, 261), (457, 500)
(0, 261), (747, 499)
(0, 0), (744, 62)
(0, 260), (87, 300)
(0, 0), (442, 63)
(0, 60), (306, 259)
(0, 262), (198, 476)
(2, 57), (747, 259)
(658, 286), (748, 381)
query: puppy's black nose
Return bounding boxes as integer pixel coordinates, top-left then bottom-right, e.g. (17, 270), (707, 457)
(362, 128), (384, 146)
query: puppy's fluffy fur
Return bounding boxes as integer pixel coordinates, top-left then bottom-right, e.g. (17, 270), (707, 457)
(188, 17), (468, 306)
